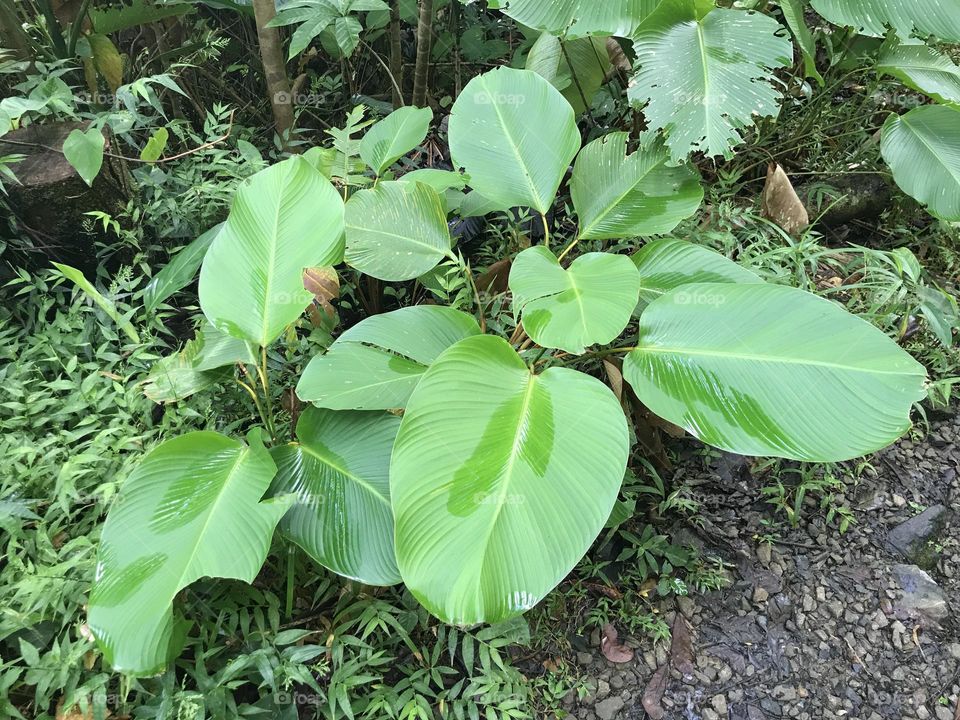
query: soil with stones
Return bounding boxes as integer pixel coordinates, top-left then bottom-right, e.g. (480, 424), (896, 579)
(563, 406), (959, 720)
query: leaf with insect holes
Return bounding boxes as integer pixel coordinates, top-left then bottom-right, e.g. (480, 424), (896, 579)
(628, 1), (792, 161)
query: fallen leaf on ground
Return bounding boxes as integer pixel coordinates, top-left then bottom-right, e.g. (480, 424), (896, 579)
(641, 665), (668, 719)
(761, 162), (809, 235)
(600, 623), (634, 663)
(670, 613), (695, 675)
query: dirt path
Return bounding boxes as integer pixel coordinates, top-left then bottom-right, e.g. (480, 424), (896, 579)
(566, 408), (959, 720)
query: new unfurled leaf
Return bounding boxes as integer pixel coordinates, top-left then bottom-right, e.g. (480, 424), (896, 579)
(199, 157), (345, 346)
(392, 335), (630, 625)
(624, 283), (927, 462)
(88, 429), (293, 674)
(270, 407), (401, 585)
(571, 132), (703, 239)
(297, 305), (481, 409)
(509, 247), (641, 354)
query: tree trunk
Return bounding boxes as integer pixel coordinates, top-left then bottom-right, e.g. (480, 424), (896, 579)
(389, 0), (404, 108)
(252, 0), (295, 141)
(0, 3), (31, 62)
(411, 0), (434, 108)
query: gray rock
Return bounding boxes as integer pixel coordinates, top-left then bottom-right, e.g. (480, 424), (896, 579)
(886, 505), (948, 566)
(892, 564), (949, 623)
(594, 697), (624, 720)
(711, 694), (729, 715)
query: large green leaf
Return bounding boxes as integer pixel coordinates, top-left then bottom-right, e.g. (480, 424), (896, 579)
(632, 238), (763, 304)
(623, 283), (927, 462)
(344, 180), (453, 281)
(498, 0), (659, 38)
(525, 33), (610, 115)
(199, 157), (345, 347)
(143, 321), (256, 403)
(509, 247), (641, 354)
(570, 133), (703, 239)
(628, 1), (792, 160)
(271, 408), (400, 585)
(143, 223), (222, 313)
(448, 67), (581, 214)
(88, 429), (292, 674)
(877, 43), (960, 106)
(881, 106), (960, 222)
(392, 335), (630, 625)
(810, 0), (960, 42)
(297, 306), (481, 409)
(359, 106), (432, 175)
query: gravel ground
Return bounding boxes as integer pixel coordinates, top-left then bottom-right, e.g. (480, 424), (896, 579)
(564, 406), (959, 720)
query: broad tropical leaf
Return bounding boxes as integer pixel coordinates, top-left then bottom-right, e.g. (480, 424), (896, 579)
(143, 223), (222, 313)
(632, 238), (763, 304)
(143, 322), (256, 403)
(877, 43), (960, 106)
(392, 335), (630, 625)
(526, 33), (611, 115)
(345, 180), (453, 281)
(88, 429), (292, 674)
(628, 1), (792, 160)
(359, 106), (432, 175)
(509, 247), (641, 354)
(199, 157), (345, 347)
(448, 67), (581, 214)
(570, 133), (703, 239)
(881, 106), (960, 221)
(271, 408), (400, 585)
(498, 0), (658, 38)
(779, 0), (823, 84)
(297, 305), (481, 409)
(63, 127), (105, 186)
(623, 283), (927, 462)
(810, 0), (960, 43)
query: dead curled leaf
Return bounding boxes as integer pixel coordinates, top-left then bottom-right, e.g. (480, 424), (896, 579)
(303, 266), (340, 318)
(600, 623), (634, 664)
(761, 162), (809, 235)
(670, 613), (695, 676)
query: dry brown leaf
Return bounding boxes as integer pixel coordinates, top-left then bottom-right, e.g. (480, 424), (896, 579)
(475, 258), (512, 296)
(761, 162), (809, 235)
(641, 665), (668, 719)
(669, 614), (695, 676)
(602, 359), (625, 404)
(303, 266), (340, 319)
(600, 623), (634, 664)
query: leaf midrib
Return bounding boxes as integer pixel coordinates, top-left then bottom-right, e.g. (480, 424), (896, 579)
(636, 345), (926, 377)
(299, 443), (391, 508)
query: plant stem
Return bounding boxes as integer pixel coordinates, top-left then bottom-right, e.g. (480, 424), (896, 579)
(456, 253), (487, 333)
(285, 545), (295, 618)
(556, 232), (581, 262)
(540, 212), (550, 249)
